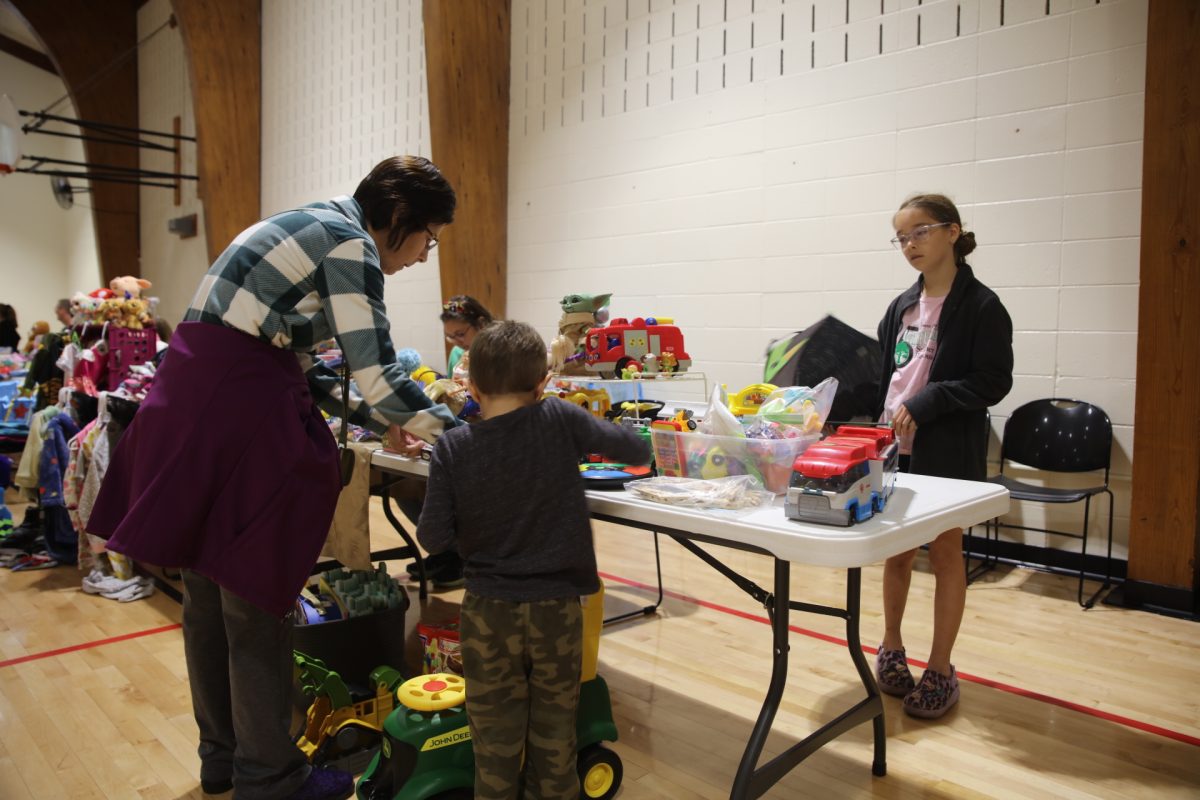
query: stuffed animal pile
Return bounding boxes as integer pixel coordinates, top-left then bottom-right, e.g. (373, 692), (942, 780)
(69, 275), (154, 329)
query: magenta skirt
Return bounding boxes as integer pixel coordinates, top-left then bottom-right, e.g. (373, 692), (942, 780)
(87, 322), (341, 617)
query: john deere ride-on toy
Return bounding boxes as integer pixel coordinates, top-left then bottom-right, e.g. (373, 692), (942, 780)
(355, 588), (623, 800)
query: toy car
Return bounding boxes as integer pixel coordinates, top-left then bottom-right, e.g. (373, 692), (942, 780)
(785, 425), (897, 526)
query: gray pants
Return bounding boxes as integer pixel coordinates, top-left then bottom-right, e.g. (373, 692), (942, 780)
(460, 592), (582, 800)
(181, 569), (310, 799)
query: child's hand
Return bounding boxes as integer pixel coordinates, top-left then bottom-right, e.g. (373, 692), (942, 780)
(892, 404), (918, 437)
(385, 424), (427, 457)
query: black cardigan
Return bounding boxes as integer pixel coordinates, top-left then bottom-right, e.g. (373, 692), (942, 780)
(874, 263), (1013, 481)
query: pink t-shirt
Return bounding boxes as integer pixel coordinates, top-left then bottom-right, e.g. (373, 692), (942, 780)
(882, 294), (946, 454)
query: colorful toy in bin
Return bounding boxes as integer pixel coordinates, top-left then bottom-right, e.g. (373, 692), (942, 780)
(355, 587), (623, 800)
(649, 426), (819, 495)
(727, 383), (778, 416)
(785, 425), (898, 526)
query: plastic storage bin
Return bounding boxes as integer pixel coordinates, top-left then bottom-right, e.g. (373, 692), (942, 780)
(650, 428), (819, 494)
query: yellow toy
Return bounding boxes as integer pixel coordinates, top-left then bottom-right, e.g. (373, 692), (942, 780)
(727, 383), (778, 416)
(547, 387), (612, 419)
(411, 365), (440, 386)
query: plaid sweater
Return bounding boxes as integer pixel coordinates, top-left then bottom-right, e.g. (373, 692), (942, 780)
(184, 196), (456, 440)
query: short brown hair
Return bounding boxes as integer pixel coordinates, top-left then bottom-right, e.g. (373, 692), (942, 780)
(354, 155), (456, 251)
(468, 321), (548, 396)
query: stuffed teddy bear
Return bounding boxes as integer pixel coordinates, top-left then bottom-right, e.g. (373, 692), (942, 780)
(100, 298), (123, 324)
(120, 298), (150, 330)
(110, 275), (152, 300)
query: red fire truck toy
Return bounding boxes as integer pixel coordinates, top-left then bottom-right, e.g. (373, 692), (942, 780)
(583, 317), (691, 378)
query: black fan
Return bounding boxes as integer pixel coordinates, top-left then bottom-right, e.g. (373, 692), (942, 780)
(50, 175), (86, 209)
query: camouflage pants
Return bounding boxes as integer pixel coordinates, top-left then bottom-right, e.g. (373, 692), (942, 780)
(460, 591), (582, 800)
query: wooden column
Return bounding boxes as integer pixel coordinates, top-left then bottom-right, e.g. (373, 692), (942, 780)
(423, 0), (511, 340)
(173, 0), (261, 262)
(1126, 0), (1200, 615)
(11, 0), (139, 286)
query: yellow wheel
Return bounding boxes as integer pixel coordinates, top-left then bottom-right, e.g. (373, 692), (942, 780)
(577, 744), (622, 800)
(395, 673), (466, 712)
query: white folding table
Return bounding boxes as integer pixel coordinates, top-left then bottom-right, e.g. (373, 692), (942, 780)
(370, 449), (1008, 799)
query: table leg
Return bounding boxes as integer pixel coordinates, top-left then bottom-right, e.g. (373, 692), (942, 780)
(844, 567), (887, 777)
(728, 564), (887, 799)
(603, 531), (664, 625)
(730, 558), (791, 799)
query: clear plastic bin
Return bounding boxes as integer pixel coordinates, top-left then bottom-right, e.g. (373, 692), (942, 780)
(650, 428), (819, 495)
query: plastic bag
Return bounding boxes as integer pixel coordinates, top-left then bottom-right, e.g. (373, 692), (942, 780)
(697, 385), (745, 437)
(624, 475), (774, 510)
(751, 376), (839, 435)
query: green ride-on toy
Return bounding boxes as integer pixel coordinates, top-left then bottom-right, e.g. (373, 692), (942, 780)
(356, 587), (623, 800)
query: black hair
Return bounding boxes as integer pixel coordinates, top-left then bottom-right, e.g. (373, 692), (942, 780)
(353, 155), (456, 251)
(468, 320), (547, 396)
(897, 193), (976, 263)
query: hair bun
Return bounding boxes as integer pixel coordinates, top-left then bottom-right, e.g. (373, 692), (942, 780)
(957, 229), (977, 258)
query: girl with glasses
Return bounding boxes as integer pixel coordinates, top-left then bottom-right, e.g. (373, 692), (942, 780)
(873, 193), (1014, 719)
(440, 294), (495, 381)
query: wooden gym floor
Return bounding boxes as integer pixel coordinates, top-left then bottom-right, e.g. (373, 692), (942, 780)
(0, 492), (1197, 799)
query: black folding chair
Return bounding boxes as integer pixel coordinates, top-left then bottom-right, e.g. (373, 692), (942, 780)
(985, 399), (1116, 608)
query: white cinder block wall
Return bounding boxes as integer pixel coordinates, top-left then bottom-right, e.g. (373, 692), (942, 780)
(507, 0), (1146, 560)
(249, 0), (1143, 562)
(260, 0), (446, 371)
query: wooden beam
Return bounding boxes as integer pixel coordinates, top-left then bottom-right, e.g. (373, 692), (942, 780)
(10, 0), (139, 287)
(0, 32), (55, 74)
(1128, 0), (1200, 596)
(172, 0), (260, 263)
(423, 0), (511, 345)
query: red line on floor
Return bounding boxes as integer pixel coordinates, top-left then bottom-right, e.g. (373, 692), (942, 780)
(598, 570), (1200, 748)
(0, 623), (183, 668)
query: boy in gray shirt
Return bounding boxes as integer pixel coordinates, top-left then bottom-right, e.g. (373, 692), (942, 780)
(417, 320), (648, 799)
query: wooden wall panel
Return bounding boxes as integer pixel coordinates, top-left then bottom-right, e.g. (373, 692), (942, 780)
(173, 0), (260, 263)
(1128, 0), (1200, 592)
(11, 0), (139, 286)
(423, 0), (510, 341)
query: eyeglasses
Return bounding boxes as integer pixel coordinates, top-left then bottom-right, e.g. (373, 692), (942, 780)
(445, 328), (471, 344)
(890, 222), (951, 249)
(424, 227), (439, 251)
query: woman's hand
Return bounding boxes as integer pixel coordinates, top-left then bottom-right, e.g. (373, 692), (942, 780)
(892, 404), (918, 438)
(385, 424), (427, 457)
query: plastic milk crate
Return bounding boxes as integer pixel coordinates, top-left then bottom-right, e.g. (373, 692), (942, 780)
(106, 327), (157, 390)
(650, 428), (819, 495)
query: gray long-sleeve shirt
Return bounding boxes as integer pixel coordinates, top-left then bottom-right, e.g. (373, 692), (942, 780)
(417, 398), (650, 601)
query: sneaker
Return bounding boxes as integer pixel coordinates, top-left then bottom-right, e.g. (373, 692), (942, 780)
(903, 666), (959, 719)
(283, 767), (354, 800)
(431, 564), (465, 590)
(874, 645), (915, 697)
(82, 570), (137, 595)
